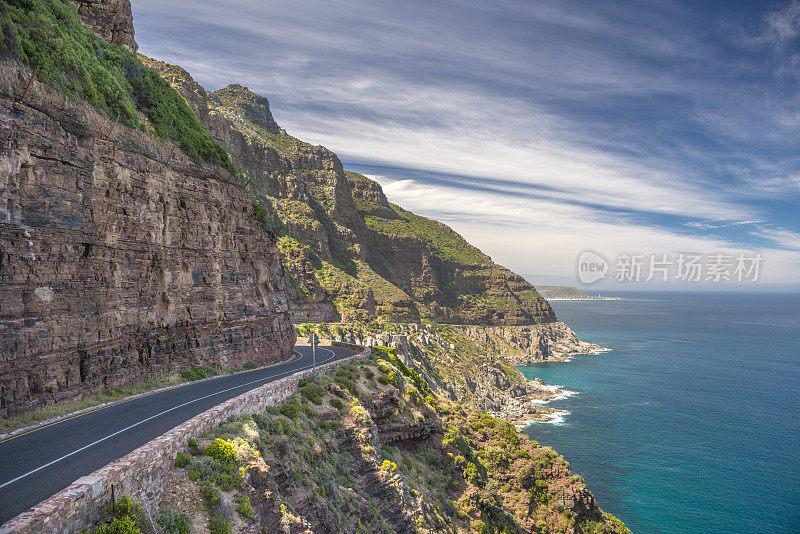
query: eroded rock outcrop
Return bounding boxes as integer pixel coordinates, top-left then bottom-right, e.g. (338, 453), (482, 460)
(454, 322), (604, 363)
(0, 62), (294, 417)
(70, 0), (137, 51)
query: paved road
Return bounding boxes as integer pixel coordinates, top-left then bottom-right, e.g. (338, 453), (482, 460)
(0, 344), (355, 524)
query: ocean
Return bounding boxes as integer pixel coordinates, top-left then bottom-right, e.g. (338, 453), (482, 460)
(517, 292), (800, 534)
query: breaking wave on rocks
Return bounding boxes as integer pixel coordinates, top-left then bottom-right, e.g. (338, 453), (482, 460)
(532, 388), (578, 405)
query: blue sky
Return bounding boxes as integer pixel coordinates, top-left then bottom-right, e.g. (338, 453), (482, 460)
(133, 0), (800, 289)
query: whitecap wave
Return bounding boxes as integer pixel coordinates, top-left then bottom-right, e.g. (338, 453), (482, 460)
(528, 410), (571, 425)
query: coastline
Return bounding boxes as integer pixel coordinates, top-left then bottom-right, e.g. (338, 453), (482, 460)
(546, 297), (621, 301)
(511, 346), (611, 427)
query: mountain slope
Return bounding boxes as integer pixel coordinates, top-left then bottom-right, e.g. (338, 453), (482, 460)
(143, 59), (557, 327)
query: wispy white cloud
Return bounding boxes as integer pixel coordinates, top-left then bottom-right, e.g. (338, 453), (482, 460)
(130, 0), (800, 286)
(371, 173), (800, 283)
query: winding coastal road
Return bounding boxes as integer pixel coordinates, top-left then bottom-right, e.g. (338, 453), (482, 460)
(0, 344), (355, 524)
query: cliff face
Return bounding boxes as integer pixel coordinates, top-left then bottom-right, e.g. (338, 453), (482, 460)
(0, 61), (295, 417)
(69, 0), (137, 51)
(143, 59), (557, 327)
(453, 323), (604, 364)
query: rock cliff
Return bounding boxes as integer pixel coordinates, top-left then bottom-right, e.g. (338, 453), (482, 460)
(453, 323), (605, 364)
(69, 0), (137, 51)
(143, 59), (558, 327)
(0, 60), (295, 417)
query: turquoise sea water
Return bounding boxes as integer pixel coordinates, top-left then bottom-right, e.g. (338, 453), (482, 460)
(518, 292), (800, 534)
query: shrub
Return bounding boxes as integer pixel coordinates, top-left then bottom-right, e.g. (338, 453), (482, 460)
(380, 460), (398, 472)
(243, 360), (258, 370)
(181, 365), (218, 381)
(517, 463), (537, 489)
(280, 402), (300, 419)
(208, 515), (231, 534)
(93, 515), (141, 534)
(235, 494), (254, 519)
(464, 462), (482, 486)
(156, 510), (190, 534)
(188, 456), (218, 481)
(300, 381), (326, 405)
(90, 495), (141, 533)
(201, 481), (221, 506)
(329, 397), (344, 410)
(205, 439), (236, 468)
(188, 438), (201, 455)
(498, 421), (519, 446)
(174, 451), (191, 468)
(106, 496), (139, 524)
(334, 375), (358, 397)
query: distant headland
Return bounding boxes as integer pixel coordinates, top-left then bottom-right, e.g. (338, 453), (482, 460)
(537, 286), (621, 301)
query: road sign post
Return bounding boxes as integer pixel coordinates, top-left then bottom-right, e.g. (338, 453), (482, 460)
(311, 333), (318, 372)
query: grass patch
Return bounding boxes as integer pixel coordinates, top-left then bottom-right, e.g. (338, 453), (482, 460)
(181, 365), (219, 381)
(1, 0), (233, 170)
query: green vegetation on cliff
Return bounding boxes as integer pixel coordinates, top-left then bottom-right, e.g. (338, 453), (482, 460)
(364, 203), (488, 266)
(0, 0), (232, 170)
(162, 356), (628, 533)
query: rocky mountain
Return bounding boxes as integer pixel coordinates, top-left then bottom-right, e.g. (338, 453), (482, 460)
(142, 59), (557, 327)
(0, 0), (295, 417)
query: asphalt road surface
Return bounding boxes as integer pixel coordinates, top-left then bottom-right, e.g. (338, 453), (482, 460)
(0, 344), (355, 524)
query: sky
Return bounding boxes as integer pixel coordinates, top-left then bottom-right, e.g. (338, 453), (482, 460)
(132, 0), (800, 290)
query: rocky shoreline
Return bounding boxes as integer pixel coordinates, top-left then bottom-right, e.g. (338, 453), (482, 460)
(303, 321), (606, 427)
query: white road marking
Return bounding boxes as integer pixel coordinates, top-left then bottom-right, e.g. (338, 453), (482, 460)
(0, 347), (338, 490)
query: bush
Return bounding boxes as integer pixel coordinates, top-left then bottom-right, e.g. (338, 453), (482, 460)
(156, 510), (190, 534)
(93, 515), (141, 534)
(334, 375), (359, 397)
(181, 365), (219, 381)
(90, 495), (141, 533)
(208, 515), (231, 534)
(201, 481), (221, 506)
(235, 494), (254, 519)
(174, 451), (191, 468)
(0, 0), (234, 170)
(300, 381), (326, 405)
(464, 462), (482, 486)
(243, 360), (258, 370)
(187, 456), (218, 481)
(280, 402), (300, 419)
(205, 439), (236, 464)
(106, 496), (139, 524)
(187, 438), (201, 455)
(380, 460), (398, 472)
(329, 397), (344, 410)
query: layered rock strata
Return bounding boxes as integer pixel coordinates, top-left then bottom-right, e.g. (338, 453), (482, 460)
(0, 62), (295, 417)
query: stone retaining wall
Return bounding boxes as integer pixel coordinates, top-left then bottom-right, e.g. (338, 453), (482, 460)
(0, 347), (369, 534)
